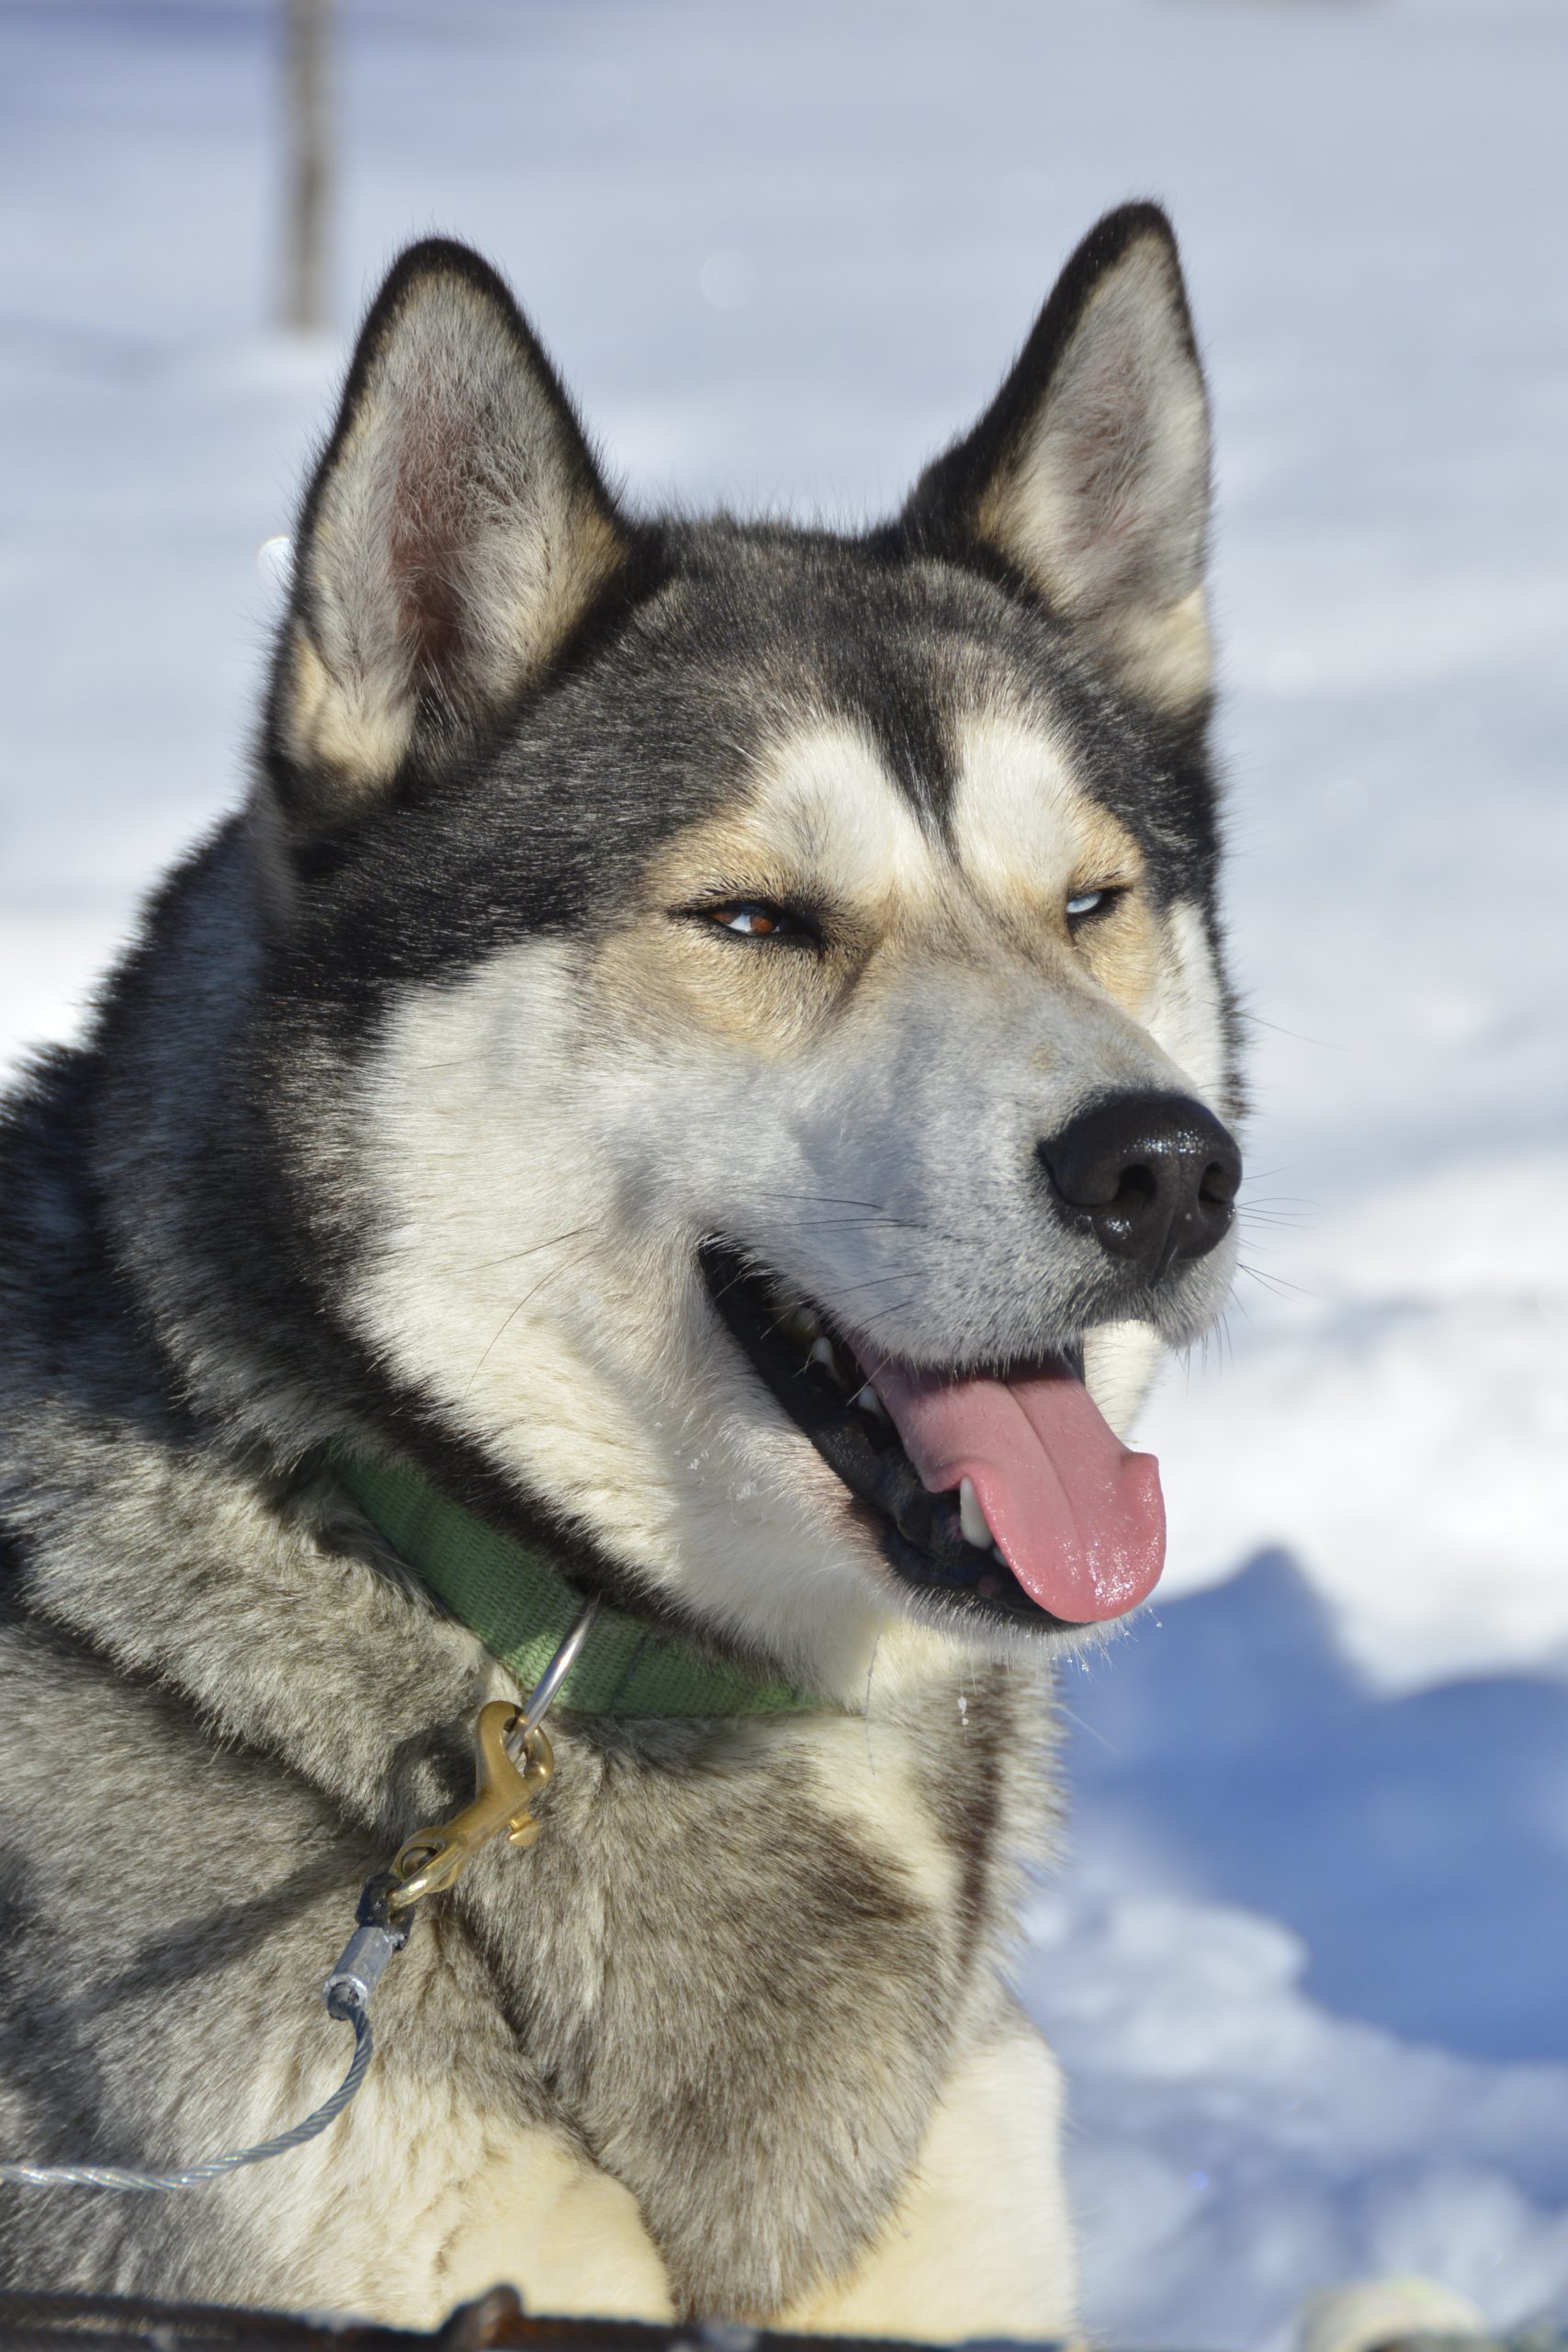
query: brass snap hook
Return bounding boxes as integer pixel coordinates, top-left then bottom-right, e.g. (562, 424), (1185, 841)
(386, 1702), (554, 1912)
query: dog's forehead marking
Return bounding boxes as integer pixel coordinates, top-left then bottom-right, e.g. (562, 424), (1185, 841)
(949, 708), (1141, 904)
(678, 707), (1135, 916)
(649, 707), (1156, 1050)
(690, 719), (942, 910)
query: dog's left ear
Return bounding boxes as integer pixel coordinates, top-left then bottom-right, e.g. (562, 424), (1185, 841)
(905, 203), (1212, 726)
(267, 239), (627, 833)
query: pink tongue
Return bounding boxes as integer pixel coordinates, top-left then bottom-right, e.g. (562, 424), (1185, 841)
(854, 1351), (1165, 1624)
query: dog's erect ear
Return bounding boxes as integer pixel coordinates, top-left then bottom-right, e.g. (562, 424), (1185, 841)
(268, 240), (626, 828)
(906, 204), (1212, 725)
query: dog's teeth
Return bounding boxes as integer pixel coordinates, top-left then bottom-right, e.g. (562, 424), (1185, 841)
(768, 1287), (822, 1343)
(991, 1544), (1007, 1566)
(853, 1381), (889, 1425)
(959, 1476), (991, 1551)
(807, 1334), (838, 1377)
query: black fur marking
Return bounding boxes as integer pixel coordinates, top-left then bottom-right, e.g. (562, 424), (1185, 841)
(265, 529), (1226, 1010)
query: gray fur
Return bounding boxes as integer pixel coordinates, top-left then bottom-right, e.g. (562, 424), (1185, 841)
(0, 208), (1237, 2325)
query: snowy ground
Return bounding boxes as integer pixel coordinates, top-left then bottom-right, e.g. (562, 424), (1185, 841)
(2, 3), (1565, 2345)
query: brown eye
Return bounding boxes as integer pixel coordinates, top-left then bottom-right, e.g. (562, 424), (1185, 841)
(705, 900), (802, 940)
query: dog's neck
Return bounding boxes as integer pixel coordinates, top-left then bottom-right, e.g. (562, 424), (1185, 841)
(330, 1444), (818, 1718)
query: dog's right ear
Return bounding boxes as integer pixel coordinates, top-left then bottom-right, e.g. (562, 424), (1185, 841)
(265, 240), (626, 835)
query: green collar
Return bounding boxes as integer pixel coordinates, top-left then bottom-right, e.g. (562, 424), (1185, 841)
(331, 1447), (816, 1718)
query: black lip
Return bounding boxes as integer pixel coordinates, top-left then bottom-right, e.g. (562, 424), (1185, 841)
(698, 1240), (1075, 1633)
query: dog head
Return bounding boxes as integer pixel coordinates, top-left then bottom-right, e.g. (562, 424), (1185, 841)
(254, 209), (1241, 1696)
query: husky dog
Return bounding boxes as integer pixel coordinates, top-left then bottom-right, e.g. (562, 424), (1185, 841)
(0, 204), (1240, 2335)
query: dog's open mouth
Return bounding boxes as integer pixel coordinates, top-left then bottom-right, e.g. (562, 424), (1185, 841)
(699, 1242), (1166, 1632)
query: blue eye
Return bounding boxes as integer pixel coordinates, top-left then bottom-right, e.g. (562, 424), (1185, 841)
(1066, 889), (1107, 921)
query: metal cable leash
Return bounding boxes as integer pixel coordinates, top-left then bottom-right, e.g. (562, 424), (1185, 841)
(0, 1601), (599, 2194)
(0, 2001), (376, 2193)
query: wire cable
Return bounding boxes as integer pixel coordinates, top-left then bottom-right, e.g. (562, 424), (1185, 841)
(0, 1997), (373, 2192)
(0, 1603), (592, 2196)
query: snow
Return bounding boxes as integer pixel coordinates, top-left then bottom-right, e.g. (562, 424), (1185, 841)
(2, 2), (1565, 2344)
(1021, 1558), (1568, 2346)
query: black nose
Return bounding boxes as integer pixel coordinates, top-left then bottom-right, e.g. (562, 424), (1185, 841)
(1040, 1092), (1241, 1281)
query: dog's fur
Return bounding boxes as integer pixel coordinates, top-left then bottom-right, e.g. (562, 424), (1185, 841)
(0, 206), (1241, 2333)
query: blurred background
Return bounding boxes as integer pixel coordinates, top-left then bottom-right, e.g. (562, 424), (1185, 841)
(2, 2), (1565, 2344)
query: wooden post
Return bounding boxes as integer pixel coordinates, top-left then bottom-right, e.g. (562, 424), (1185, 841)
(280, 0), (332, 333)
